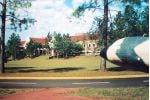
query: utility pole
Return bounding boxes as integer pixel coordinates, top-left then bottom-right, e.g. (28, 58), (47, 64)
(100, 0), (108, 71)
(0, 0), (6, 73)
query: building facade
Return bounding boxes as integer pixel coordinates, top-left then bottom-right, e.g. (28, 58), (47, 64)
(20, 33), (100, 57)
(20, 37), (49, 56)
(70, 33), (100, 56)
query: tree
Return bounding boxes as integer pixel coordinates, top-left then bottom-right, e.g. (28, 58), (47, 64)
(140, 6), (149, 35)
(54, 33), (70, 58)
(73, 0), (148, 71)
(100, 0), (108, 71)
(109, 4), (149, 44)
(0, 0), (36, 73)
(73, 0), (108, 71)
(53, 33), (83, 58)
(7, 33), (21, 60)
(26, 40), (42, 57)
(73, 43), (83, 55)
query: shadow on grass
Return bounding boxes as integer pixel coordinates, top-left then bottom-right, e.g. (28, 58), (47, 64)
(5, 67), (33, 73)
(93, 66), (149, 73)
(107, 67), (128, 71)
(5, 67), (84, 73)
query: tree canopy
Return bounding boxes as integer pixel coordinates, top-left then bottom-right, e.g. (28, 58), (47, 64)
(73, 0), (149, 44)
(7, 33), (20, 60)
(109, 5), (149, 44)
(47, 32), (83, 58)
(26, 40), (42, 57)
(0, 0), (36, 73)
(54, 33), (83, 58)
(73, 0), (149, 71)
(3, 0), (36, 31)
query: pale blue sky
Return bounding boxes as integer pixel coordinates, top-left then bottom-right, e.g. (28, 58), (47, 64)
(64, 0), (73, 7)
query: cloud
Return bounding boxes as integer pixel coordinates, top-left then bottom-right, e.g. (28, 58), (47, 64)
(15, 0), (94, 40)
(6, 0), (119, 42)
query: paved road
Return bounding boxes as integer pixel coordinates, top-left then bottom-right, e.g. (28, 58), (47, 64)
(0, 77), (148, 88)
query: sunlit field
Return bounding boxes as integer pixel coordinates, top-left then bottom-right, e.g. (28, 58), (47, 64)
(3, 55), (147, 77)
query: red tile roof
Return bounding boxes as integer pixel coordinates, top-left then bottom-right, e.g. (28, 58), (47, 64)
(20, 41), (26, 47)
(70, 33), (91, 42)
(30, 37), (47, 45)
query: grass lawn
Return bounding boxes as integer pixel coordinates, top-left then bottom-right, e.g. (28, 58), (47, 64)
(2, 55), (148, 77)
(67, 87), (149, 100)
(0, 88), (42, 96)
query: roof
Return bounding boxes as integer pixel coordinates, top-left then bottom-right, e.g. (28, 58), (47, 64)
(30, 37), (47, 45)
(70, 33), (99, 42)
(70, 33), (91, 42)
(20, 41), (26, 47)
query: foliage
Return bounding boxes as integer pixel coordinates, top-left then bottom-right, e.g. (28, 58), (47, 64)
(90, 17), (103, 34)
(42, 44), (50, 50)
(26, 40), (42, 57)
(140, 6), (149, 35)
(6, 0), (36, 31)
(53, 33), (83, 58)
(109, 5), (149, 44)
(45, 32), (52, 44)
(72, 0), (148, 71)
(7, 33), (21, 60)
(72, 0), (104, 18)
(73, 0), (149, 45)
(121, 0), (148, 6)
(0, 0), (36, 72)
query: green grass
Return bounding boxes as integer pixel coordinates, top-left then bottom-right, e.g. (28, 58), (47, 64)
(0, 88), (42, 96)
(6, 55), (102, 69)
(68, 87), (149, 100)
(3, 55), (147, 77)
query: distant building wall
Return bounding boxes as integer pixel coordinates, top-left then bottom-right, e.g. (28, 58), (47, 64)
(70, 33), (100, 56)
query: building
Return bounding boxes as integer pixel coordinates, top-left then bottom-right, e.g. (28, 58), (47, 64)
(30, 37), (48, 45)
(20, 37), (48, 56)
(20, 33), (100, 57)
(70, 33), (91, 41)
(70, 33), (100, 55)
(20, 37), (47, 48)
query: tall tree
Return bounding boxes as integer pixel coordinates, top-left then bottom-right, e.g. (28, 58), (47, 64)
(100, 0), (108, 71)
(73, 0), (148, 71)
(0, 0), (35, 73)
(140, 6), (149, 35)
(7, 33), (20, 60)
(73, 0), (108, 71)
(109, 4), (149, 44)
(54, 33), (70, 58)
(0, 0), (7, 73)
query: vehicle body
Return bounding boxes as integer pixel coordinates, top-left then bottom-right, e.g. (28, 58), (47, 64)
(100, 36), (149, 70)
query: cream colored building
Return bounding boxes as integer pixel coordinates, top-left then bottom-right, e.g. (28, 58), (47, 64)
(70, 33), (100, 56)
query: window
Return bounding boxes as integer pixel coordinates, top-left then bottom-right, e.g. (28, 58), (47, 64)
(83, 44), (86, 47)
(93, 44), (95, 47)
(88, 44), (91, 47)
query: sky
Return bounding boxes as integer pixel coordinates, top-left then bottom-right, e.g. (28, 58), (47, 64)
(5, 0), (119, 42)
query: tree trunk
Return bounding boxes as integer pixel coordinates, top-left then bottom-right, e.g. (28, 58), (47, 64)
(0, 0), (6, 73)
(100, 0), (108, 71)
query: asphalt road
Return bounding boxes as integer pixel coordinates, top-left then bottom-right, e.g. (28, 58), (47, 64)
(0, 77), (148, 88)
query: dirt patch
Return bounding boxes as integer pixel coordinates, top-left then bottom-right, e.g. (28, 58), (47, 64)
(0, 88), (111, 100)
